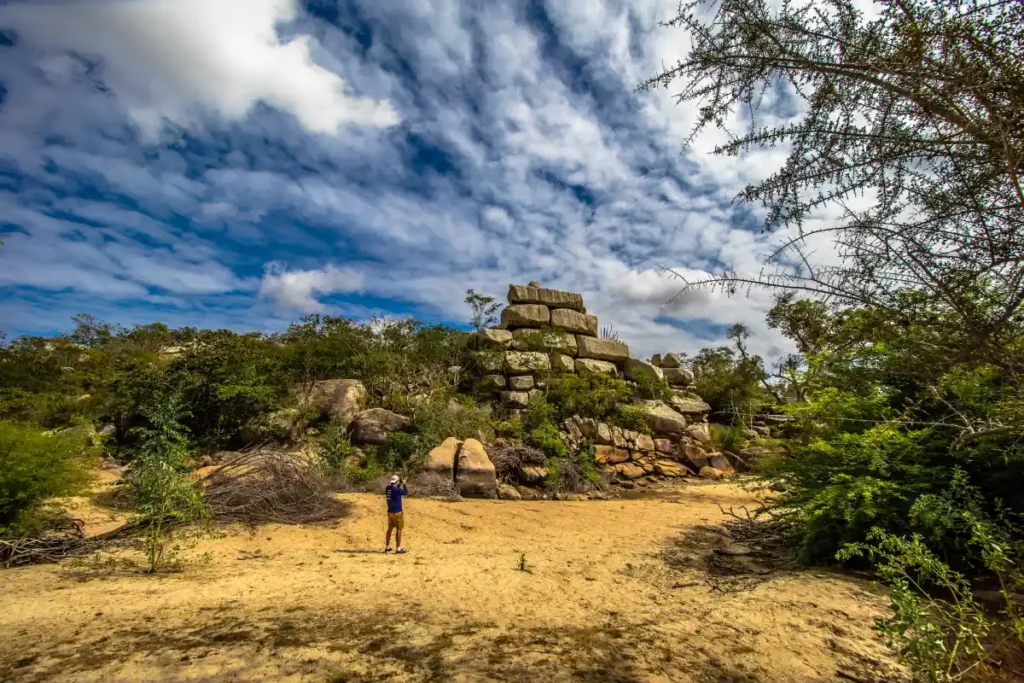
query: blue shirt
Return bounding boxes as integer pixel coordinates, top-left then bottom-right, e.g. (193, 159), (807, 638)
(385, 484), (408, 513)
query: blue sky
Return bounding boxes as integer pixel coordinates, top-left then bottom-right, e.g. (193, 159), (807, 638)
(0, 0), (803, 359)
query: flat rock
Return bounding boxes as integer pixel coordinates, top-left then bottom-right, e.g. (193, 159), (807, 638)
(550, 309), (598, 335)
(536, 287), (585, 311)
(504, 351), (551, 374)
(574, 358), (618, 376)
(655, 460), (687, 477)
(477, 328), (514, 348)
(501, 304), (550, 328)
(699, 466), (725, 480)
(669, 395), (712, 415)
(634, 433), (656, 452)
(576, 336), (630, 362)
(471, 351), (504, 373)
(595, 445), (630, 464)
(685, 423), (711, 446)
(480, 374), (506, 390)
(680, 442), (709, 470)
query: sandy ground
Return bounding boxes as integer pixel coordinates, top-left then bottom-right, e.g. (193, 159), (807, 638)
(0, 474), (906, 683)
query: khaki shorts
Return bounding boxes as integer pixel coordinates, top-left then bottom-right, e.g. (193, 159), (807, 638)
(387, 512), (404, 531)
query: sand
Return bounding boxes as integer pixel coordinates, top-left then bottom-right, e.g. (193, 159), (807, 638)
(0, 475), (905, 682)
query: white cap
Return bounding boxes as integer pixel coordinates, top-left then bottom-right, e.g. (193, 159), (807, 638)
(390, 475), (400, 485)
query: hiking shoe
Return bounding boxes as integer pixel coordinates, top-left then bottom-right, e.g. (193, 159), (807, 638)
(396, 548), (407, 554)
(385, 547), (393, 553)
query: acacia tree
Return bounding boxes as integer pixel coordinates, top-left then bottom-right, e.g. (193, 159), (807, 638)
(642, 0), (1024, 370)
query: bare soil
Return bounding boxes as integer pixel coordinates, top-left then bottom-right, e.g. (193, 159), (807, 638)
(0, 473), (905, 682)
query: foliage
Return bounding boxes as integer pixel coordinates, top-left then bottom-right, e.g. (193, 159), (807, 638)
(317, 421), (357, 476)
(840, 520), (1024, 682)
(709, 423), (743, 454)
(0, 421), (92, 536)
(690, 325), (772, 422)
(489, 444), (545, 483)
(543, 372), (632, 424)
(631, 371), (674, 402)
(545, 441), (602, 493)
(614, 404), (653, 436)
(464, 289), (502, 331)
(644, 0), (1024, 363)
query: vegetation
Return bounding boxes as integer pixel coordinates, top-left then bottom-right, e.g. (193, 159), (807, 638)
(646, 0), (1024, 676)
(0, 421), (92, 537)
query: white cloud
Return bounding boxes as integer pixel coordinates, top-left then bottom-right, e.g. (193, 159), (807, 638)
(0, 0), (399, 138)
(259, 263), (365, 312)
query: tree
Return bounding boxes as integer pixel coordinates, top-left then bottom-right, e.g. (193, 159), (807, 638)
(644, 0), (1024, 371)
(464, 289), (502, 331)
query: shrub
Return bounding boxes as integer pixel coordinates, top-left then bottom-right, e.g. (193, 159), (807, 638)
(612, 404), (653, 435)
(632, 372), (673, 402)
(489, 444), (545, 483)
(545, 442), (603, 493)
(544, 372), (632, 423)
(317, 421), (357, 475)
(0, 421), (92, 536)
(709, 424), (743, 453)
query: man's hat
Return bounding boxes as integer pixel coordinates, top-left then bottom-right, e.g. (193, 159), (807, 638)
(390, 475), (400, 485)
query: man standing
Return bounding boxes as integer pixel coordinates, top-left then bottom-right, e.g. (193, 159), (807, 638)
(384, 474), (408, 554)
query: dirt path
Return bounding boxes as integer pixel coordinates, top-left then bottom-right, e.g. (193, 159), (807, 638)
(0, 478), (905, 682)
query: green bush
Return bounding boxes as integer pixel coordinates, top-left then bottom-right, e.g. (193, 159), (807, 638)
(317, 421), (357, 475)
(612, 404), (653, 435)
(544, 372), (631, 423)
(0, 421), (92, 536)
(709, 423), (743, 453)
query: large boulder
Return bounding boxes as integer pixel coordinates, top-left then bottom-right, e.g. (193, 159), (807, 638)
(669, 395), (712, 415)
(512, 329), (577, 355)
(537, 288), (585, 311)
(508, 283), (540, 304)
(471, 351), (505, 373)
(457, 439), (497, 498)
(241, 408), (302, 445)
(576, 336), (630, 362)
(550, 353), (576, 373)
(708, 453), (735, 474)
(478, 328), (514, 348)
(574, 358), (618, 376)
(501, 304), (550, 329)
(504, 351), (551, 374)
(350, 408), (411, 446)
(614, 462), (645, 479)
(480, 374), (507, 390)
(594, 445), (630, 464)
(660, 353), (682, 368)
(680, 443), (709, 471)
(662, 367), (694, 386)
(655, 460), (687, 477)
(624, 358), (665, 383)
(300, 379), (367, 427)
(550, 309), (598, 336)
(639, 401), (688, 436)
(425, 437), (461, 480)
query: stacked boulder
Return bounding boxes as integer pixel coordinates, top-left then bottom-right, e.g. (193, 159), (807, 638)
(469, 283), (631, 408)
(650, 352), (695, 389)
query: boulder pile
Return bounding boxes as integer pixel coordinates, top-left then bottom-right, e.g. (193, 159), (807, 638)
(467, 283), (631, 408)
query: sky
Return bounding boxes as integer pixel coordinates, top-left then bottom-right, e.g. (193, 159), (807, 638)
(0, 0), (808, 360)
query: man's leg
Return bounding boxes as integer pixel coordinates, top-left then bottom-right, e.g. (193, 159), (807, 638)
(385, 516), (395, 551)
(396, 514), (404, 552)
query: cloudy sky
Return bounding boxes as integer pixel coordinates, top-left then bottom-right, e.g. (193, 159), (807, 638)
(0, 0), (804, 359)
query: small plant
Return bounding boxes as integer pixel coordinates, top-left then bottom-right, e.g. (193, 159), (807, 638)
(465, 289), (502, 331)
(517, 552), (529, 571)
(613, 404), (653, 435)
(600, 325), (619, 341)
(709, 424), (743, 453)
(126, 395), (209, 573)
(317, 421), (357, 475)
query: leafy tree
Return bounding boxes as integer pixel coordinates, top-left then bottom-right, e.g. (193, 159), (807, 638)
(646, 0), (1024, 372)
(464, 289), (502, 331)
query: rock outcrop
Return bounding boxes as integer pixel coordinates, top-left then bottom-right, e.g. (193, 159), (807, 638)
(425, 437), (461, 480)
(299, 379), (367, 427)
(470, 283), (636, 408)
